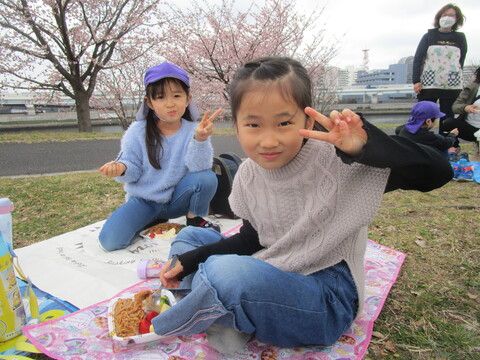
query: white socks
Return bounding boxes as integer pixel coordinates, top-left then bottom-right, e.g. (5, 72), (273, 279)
(205, 323), (252, 354)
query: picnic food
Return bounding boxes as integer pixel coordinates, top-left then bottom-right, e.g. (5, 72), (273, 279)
(143, 293), (171, 314)
(112, 290), (172, 337)
(113, 297), (147, 337)
(144, 222), (182, 238)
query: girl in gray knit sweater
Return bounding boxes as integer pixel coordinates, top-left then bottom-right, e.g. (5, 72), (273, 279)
(150, 57), (453, 354)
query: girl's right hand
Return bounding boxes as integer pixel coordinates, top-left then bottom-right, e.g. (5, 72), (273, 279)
(99, 161), (126, 178)
(160, 258), (184, 288)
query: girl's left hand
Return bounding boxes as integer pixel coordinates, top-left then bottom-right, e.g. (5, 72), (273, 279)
(195, 108), (223, 142)
(299, 107), (367, 157)
(160, 257), (184, 289)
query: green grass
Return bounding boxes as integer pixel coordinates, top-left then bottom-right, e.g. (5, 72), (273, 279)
(0, 140), (478, 359)
(0, 129), (237, 143)
(0, 131), (124, 143)
(367, 181), (480, 359)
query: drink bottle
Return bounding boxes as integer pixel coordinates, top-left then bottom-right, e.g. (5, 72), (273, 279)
(137, 259), (163, 279)
(0, 199), (27, 341)
(0, 198), (14, 253)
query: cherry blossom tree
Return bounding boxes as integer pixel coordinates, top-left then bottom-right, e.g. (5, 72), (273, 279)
(160, 0), (340, 111)
(0, 0), (163, 132)
(92, 48), (162, 130)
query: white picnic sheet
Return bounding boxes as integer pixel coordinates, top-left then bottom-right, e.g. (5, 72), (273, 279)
(14, 216), (241, 309)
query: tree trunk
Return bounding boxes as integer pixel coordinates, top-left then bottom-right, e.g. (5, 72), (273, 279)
(75, 92), (92, 132)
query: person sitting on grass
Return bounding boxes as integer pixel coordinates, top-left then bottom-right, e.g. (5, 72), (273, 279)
(98, 62), (222, 251)
(396, 101), (458, 157)
(149, 57), (453, 354)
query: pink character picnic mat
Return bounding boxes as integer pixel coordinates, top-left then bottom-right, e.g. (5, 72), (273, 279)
(22, 239), (405, 360)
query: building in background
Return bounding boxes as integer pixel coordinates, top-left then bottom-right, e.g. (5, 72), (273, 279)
(354, 56), (413, 86)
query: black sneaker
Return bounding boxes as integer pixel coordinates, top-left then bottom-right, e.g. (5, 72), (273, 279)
(187, 216), (221, 232)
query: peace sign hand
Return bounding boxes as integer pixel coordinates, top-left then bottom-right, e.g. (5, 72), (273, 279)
(299, 107), (367, 157)
(195, 108), (223, 142)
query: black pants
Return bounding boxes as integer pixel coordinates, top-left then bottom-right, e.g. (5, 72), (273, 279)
(418, 89), (462, 136)
(443, 116), (479, 143)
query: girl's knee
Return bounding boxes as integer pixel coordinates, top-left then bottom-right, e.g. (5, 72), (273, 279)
(98, 230), (125, 251)
(173, 226), (223, 248)
(202, 255), (254, 292)
(196, 169), (217, 183)
(185, 170), (217, 191)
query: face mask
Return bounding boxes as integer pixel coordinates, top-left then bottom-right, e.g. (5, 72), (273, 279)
(439, 16), (455, 28)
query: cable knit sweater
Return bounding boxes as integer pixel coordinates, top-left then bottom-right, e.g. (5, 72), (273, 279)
(229, 140), (389, 311)
(177, 120), (453, 317)
(115, 119), (213, 203)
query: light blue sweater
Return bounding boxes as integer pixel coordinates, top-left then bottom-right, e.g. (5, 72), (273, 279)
(115, 119), (213, 203)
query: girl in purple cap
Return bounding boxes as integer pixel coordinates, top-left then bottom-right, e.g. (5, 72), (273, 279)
(98, 62), (222, 251)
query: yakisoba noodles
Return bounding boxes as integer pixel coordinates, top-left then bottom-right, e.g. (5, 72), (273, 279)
(113, 290), (152, 337)
(145, 222), (182, 234)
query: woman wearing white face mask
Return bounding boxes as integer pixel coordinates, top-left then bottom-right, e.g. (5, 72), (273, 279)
(412, 3), (467, 137)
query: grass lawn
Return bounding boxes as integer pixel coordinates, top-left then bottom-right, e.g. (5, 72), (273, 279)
(0, 138), (478, 359)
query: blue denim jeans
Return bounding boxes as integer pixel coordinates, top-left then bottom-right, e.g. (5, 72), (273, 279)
(99, 170), (217, 251)
(151, 226), (359, 347)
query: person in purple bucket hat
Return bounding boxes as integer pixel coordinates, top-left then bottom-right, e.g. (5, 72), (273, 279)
(395, 101), (459, 157)
(98, 62), (223, 251)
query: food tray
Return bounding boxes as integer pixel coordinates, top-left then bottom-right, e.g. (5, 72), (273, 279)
(139, 222), (183, 240)
(107, 289), (177, 346)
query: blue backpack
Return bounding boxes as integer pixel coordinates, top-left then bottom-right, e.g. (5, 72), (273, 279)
(210, 153), (242, 219)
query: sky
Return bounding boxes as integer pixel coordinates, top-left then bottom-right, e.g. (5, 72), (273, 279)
(175, 0), (480, 70)
(311, 0), (480, 70)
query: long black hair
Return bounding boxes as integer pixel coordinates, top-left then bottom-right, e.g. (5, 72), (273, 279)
(145, 78), (193, 169)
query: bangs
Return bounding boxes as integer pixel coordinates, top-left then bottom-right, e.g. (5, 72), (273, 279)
(147, 78), (189, 99)
(229, 57), (312, 122)
(231, 76), (306, 120)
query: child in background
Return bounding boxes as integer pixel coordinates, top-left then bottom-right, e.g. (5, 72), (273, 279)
(151, 57), (452, 353)
(396, 101), (459, 157)
(98, 62), (222, 251)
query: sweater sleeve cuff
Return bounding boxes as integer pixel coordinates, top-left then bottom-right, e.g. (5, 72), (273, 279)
(185, 138), (213, 171)
(114, 160), (139, 183)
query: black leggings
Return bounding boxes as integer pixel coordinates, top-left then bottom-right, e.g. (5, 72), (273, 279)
(442, 117), (479, 142)
(418, 89), (462, 136)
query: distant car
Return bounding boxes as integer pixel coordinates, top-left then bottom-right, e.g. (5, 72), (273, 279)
(10, 108), (28, 114)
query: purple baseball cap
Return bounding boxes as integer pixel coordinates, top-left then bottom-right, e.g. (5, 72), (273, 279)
(405, 101), (445, 134)
(143, 62), (190, 88)
(136, 62), (200, 121)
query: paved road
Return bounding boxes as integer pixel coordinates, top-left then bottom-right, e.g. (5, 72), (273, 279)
(0, 136), (246, 177)
(0, 127), (405, 177)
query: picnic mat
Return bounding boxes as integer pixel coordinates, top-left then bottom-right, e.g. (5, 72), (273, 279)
(450, 160), (480, 183)
(13, 216), (241, 309)
(21, 238), (406, 360)
(0, 279), (79, 357)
